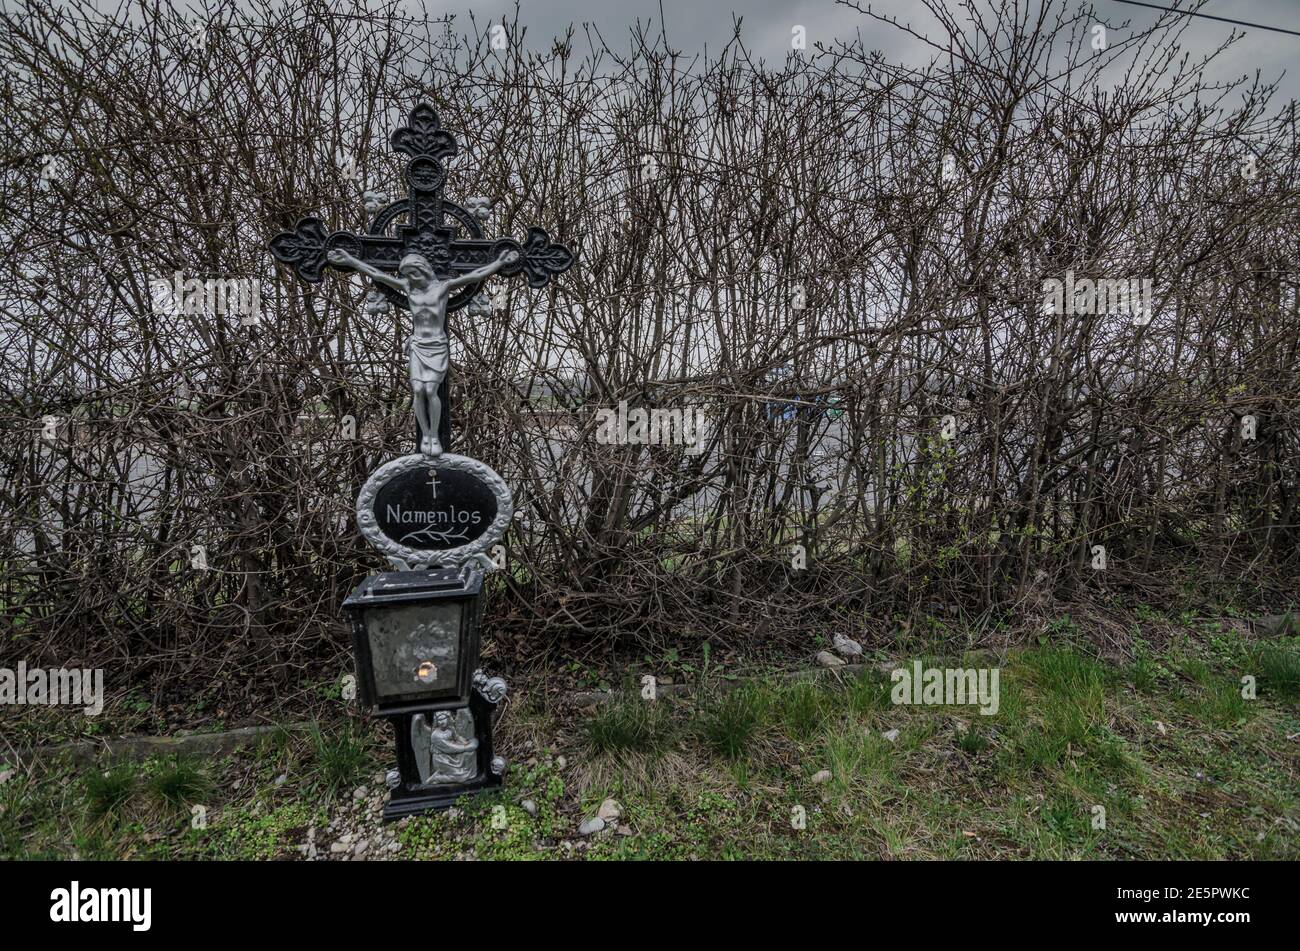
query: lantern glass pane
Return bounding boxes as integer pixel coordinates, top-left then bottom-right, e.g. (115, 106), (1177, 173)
(364, 602), (463, 699)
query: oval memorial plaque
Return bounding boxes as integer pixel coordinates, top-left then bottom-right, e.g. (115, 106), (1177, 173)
(356, 453), (513, 568)
(373, 466), (497, 546)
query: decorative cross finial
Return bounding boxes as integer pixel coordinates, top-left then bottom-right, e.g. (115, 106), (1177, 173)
(269, 101), (574, 313)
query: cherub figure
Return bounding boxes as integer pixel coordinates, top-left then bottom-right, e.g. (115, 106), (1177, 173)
(326, 247), (519, 455)
(472, 669), (508, 704)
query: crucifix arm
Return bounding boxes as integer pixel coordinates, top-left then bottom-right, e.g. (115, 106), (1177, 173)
(326, 249), (407, 293)
(443, 249), (519, 291)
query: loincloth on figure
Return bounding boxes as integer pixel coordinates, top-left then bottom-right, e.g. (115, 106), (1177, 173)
(407, 335), (449, 383)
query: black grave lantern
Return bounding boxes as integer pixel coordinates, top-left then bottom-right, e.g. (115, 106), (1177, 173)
(342, 568), (484, 715)
(343, 567), (507, 819)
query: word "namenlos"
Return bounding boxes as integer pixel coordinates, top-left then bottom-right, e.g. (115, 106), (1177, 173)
(385, 505), (483, 526)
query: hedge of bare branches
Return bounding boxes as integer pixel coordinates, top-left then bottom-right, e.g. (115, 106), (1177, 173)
(2, 0), (1296, 710)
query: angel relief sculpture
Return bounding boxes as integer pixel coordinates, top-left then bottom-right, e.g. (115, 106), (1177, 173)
(411, 708), (479, 785)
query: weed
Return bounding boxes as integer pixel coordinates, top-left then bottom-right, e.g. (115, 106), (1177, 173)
(695, 687), (764, 760)
(84, 763), (137, 820)
(145, 757), (214, 811)
(307, 720), (373, 798)
(584, 698), (674, 755)
(1250, 642), (1300, 700)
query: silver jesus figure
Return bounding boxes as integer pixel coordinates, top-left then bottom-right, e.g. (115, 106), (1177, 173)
(326, 247), (519, 455)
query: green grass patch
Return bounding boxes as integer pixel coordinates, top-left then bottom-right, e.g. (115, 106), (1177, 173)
(84, 763), (138, 821)
(772, 681), (835, 741)
(144, 757), (214, 812)
(306, 719), (373, 798)
(6, 626), (1297, 861)
(1250, 641), (1300, 700)
(694, 686), (765, 760)
(584, 696), (676, 756)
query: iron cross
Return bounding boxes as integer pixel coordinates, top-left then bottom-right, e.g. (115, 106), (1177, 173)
(268, 102), (574, 451)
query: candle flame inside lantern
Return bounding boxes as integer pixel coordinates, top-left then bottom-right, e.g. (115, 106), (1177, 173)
(416, 661), (438, 683)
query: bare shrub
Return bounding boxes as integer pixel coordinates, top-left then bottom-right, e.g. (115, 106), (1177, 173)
(1, 0), (1295, 714)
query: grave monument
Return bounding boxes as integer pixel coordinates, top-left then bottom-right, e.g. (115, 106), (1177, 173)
(269, 102), (573, 818)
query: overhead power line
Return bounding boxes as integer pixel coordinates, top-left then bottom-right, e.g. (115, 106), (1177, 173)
(1109, 0), (1300, 37)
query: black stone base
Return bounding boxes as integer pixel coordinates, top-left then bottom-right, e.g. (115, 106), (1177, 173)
(383, 772), (502, 821)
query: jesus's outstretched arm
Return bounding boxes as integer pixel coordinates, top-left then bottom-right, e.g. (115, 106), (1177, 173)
(326, 249), (407, 293)
(443, 249), (519, 291)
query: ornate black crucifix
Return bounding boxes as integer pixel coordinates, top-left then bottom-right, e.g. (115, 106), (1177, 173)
(269, 102), (574, 452)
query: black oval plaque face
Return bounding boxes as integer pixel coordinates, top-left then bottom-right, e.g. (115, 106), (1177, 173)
(371, 462), (498, 551)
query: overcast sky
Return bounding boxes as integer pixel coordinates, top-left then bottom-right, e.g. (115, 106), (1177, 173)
(36, 1), (1298, 104)
(421, 0), (1298, 104)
